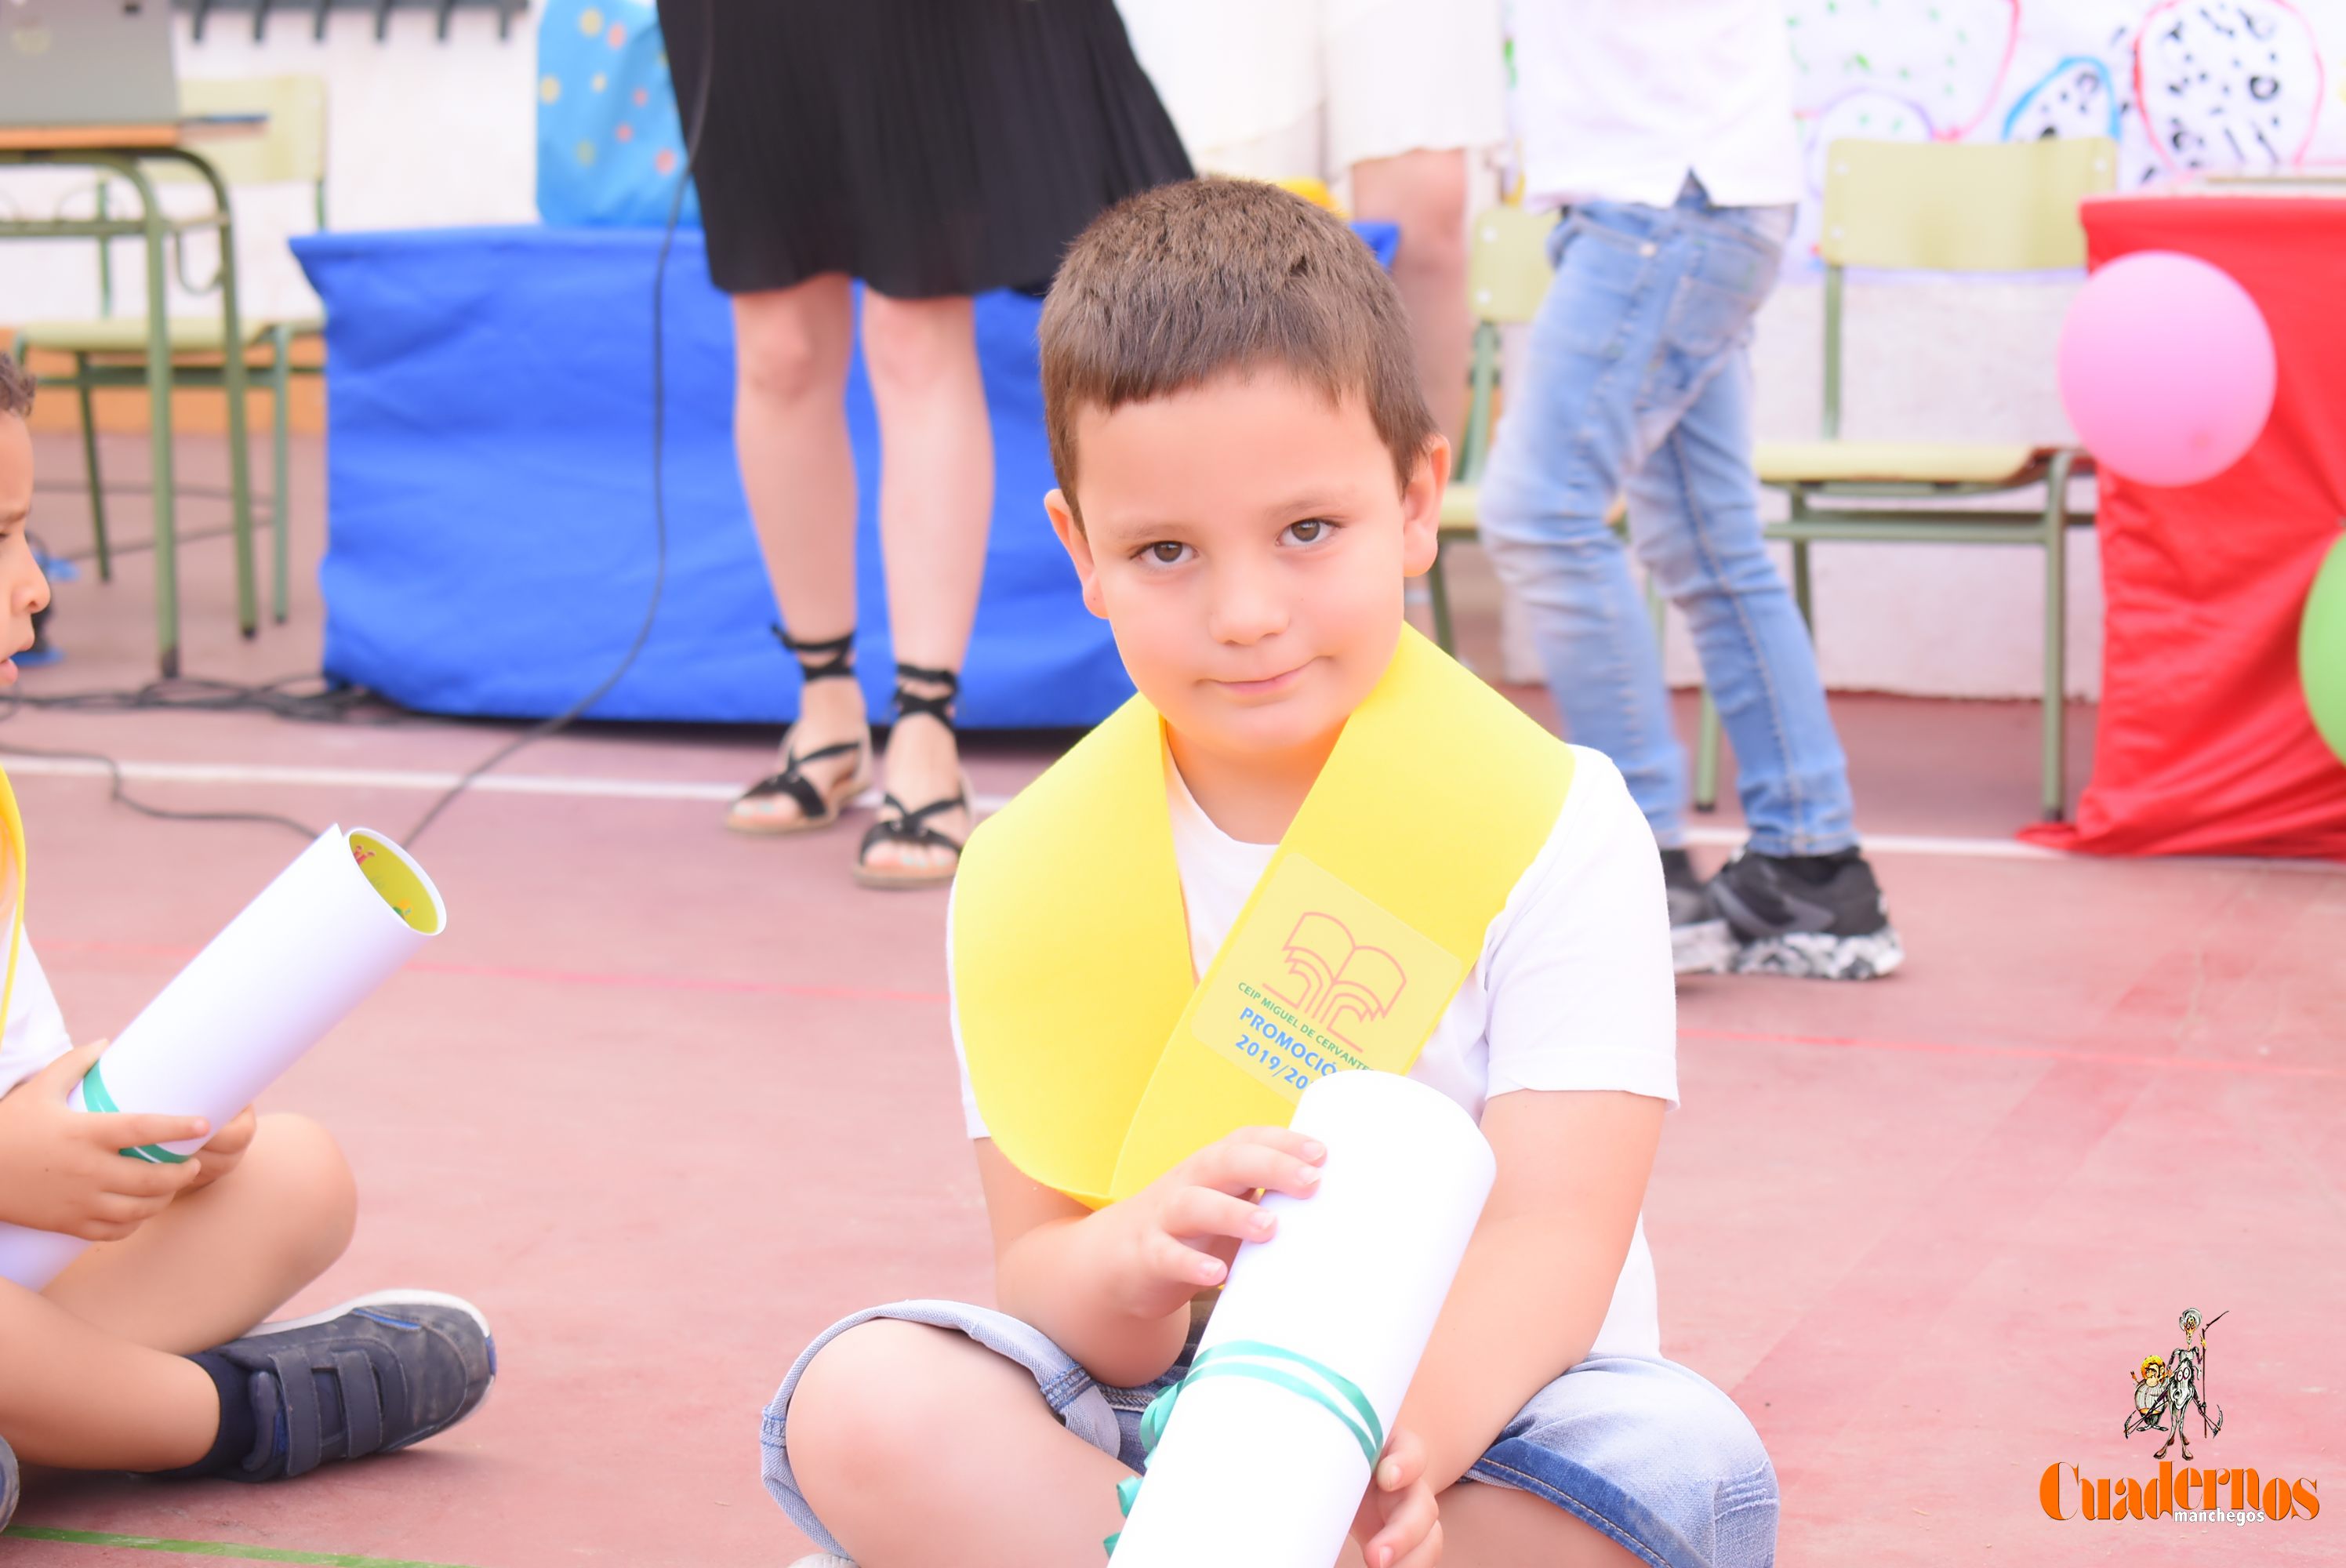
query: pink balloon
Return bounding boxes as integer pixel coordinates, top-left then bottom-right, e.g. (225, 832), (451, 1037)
(2056, 250), (2276, 488)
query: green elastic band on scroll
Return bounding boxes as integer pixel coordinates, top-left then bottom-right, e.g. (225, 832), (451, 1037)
(80, 1061), (189, 1164)
(1140, 1339), (1384, 1469)
(1107, 1340), (1385, 1556)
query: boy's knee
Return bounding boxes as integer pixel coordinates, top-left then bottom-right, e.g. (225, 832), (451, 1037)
(788, 1320), (1009, 1497)
(244, 1112), (357, 1271)
(1658, 1374), (1774, 1501)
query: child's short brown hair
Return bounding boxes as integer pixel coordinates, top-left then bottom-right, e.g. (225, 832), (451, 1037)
(1040, 178), (1437, 516)
(0, 356), (33, 419)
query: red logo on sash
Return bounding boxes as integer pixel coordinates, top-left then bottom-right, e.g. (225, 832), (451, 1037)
(1266, 912), (1407, 1049)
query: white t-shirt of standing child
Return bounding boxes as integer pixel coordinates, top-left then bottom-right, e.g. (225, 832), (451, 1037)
(949, 745), (1677, 1363)
(1509, 0), (1803, 211)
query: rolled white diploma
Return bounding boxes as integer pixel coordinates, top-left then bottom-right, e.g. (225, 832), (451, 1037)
(0, 826), (444, 1291)
(1109, 1070), (1498, 1568)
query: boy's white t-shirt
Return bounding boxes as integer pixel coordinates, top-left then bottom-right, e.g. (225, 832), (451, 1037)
(949, 746), (1676, 1362)
(0, 938), (76, 1098)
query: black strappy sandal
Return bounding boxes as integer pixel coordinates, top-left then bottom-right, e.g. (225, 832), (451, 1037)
(853, 661), (973, 890)
(727, 627), (873, 837)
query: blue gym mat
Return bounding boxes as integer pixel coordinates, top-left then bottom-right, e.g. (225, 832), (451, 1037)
(292, 221), (1397, 728)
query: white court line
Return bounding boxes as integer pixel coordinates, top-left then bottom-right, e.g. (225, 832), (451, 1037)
(2, 753), (2338, 873)
(2, 753), (744, 804)
(1694, 824), (2341, 874)
(1681, 824), (2058, 862)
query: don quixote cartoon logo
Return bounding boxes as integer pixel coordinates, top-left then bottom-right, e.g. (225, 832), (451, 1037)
(2040, 1308), (2321, 1526)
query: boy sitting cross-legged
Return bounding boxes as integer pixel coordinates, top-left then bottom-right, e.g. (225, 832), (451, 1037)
(760, 180), (1778, 1568)
(0, 356), (493, 1526)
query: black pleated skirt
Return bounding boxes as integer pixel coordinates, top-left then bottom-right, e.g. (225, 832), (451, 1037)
(656, 0), (1194, 299)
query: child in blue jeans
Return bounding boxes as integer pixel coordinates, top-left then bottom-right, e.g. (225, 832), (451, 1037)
(1480, 0), (1901, 982)
(761, 180), (1776, 1568)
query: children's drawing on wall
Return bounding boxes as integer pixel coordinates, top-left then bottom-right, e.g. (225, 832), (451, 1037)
(1778, 0), (2344, 271)
(2134, 0), (2326, 176)
(1787, 0), (2021, 144)
(2003, 55), (2125, 141)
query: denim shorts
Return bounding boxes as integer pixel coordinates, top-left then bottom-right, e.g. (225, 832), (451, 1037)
(761, 1300), (1778, 1568)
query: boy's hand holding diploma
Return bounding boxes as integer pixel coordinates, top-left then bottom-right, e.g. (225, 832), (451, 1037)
(1113, 1130), (1444, 1564)
(1099, 1126), (1326, 1316)
(1109, 1127), (1444, 1567)
(1353, 1425), (1440, 1568)
(182, 1103), (259, 1192)
(0, 1041), (210, 1241)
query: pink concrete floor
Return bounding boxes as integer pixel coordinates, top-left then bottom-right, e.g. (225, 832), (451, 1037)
(3, 434), (2341, 1566)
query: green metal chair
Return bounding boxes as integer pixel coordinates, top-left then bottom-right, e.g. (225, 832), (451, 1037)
(1695, 135), (2117, 822)
(12, 74), (328, 631)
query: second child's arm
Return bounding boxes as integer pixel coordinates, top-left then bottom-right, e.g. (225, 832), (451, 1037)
(0, 1040), (212, 1240)
(975, 1127), (1326, 1388)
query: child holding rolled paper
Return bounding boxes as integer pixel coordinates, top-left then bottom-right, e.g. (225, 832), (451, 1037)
(0, 360), (492, 1525)
(760, 181), (1776, 1568)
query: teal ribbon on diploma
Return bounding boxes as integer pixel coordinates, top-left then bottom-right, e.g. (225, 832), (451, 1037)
(79, 1060), (190, 1164)
(1103, 1340), (1383, 1557)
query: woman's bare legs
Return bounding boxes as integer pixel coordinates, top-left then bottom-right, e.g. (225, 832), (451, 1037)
(727, 276), (868, 829)
(724, 281), (988, 868)
(786, 1320), (1127, 1568)
(2, 1113), (357, 1470)
(1351, 149), (1474, 442)
(858, 291), (992, 876)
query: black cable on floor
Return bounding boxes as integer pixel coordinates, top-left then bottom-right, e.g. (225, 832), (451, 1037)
(1, 674), (408, 727)
(0, 739), (324, 840)
(400, 9), (714, 848)
(0, 679), (405, 842)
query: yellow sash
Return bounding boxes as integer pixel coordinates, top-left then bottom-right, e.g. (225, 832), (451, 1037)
(0, 765), (27, 1035)
(954, 627), (1574, 1207)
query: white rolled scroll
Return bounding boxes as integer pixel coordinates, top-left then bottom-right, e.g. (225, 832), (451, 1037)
(1110, 1070), (1497, 1568)
(0, 826), (445, 1290)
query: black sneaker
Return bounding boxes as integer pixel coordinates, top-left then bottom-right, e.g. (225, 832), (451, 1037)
(1708, 848), (1904, 980)
(208, 1291), (496, 1480)
(2, 1431), (18, 1531)
(1661, 848), (1735, 975)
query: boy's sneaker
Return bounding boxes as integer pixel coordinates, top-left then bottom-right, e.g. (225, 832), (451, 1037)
(1708, 848), (1903, 981)
(206, 1290), (496, 1480)
(2, 1431), (19, 1531)
(1661, 848), (1735, 975)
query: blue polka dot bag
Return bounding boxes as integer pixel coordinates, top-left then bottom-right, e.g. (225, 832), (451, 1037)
(535, 0), (699, 228)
